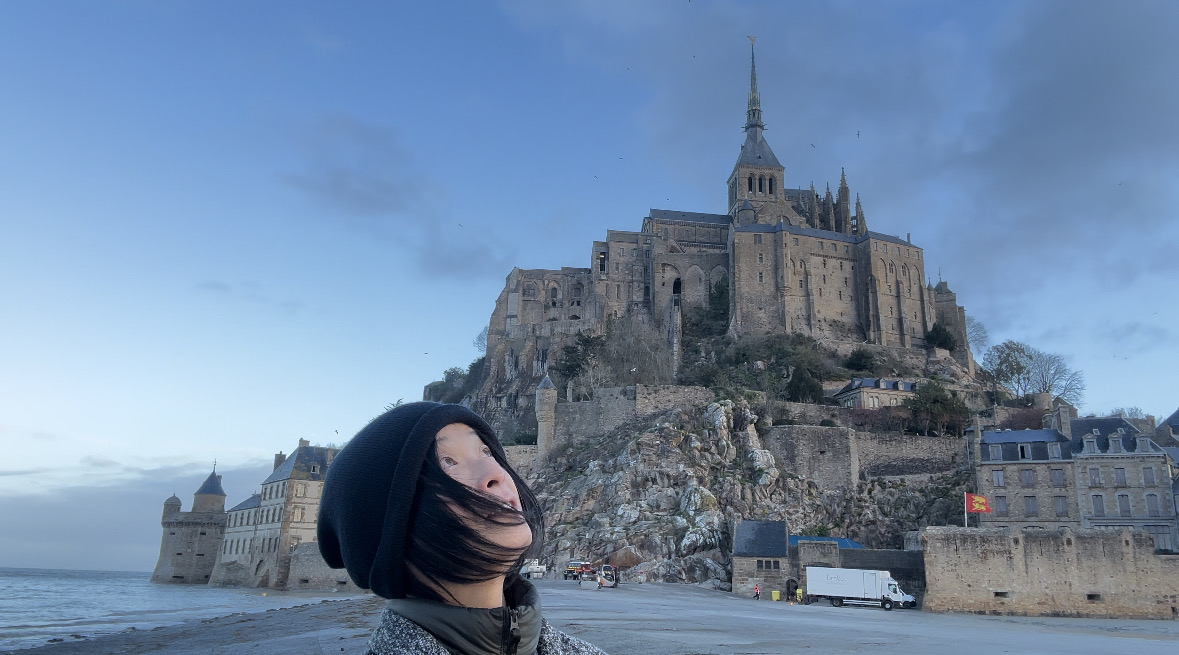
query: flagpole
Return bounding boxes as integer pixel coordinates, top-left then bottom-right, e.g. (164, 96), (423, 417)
(964, 493), (968, 528)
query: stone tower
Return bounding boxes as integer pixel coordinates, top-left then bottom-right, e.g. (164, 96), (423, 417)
(151, 469), (227, 584)
(535, 375), (558, 460)
(727, 38), (790, 224)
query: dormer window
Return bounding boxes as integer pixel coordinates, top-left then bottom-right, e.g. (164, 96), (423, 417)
(1048, 443), (1061, 459)
(1018, 444), (1032, 459)
(311, 464), (320, 474)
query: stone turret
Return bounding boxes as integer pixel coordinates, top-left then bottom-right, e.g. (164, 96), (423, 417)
(152, 468), (228, 585)
(836, 168), (851, 234)
(162, 494), (182, 521)
(192, 470), (227, 513)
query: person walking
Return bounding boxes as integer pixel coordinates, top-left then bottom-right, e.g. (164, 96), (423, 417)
(754, 584), (760, 600)
(318, 402), (609, 655)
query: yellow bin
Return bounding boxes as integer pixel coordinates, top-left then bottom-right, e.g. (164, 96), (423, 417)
(771, 590), (781, 601)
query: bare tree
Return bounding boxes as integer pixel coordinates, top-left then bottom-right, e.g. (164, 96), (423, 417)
(965, 316), (989, 353)
(982, 340), (1085, 406)
(473, 325), (488, 353)
(1108, 406), (1147, 419)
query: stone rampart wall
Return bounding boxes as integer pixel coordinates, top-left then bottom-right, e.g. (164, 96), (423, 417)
(553, 387), (637, 445)
(634, 384), (714, 416)
(286, 543), (365, 593)
(853, 432), (963, 477)
(762, 425), (859, 490)
(922, 526), (1179, 619)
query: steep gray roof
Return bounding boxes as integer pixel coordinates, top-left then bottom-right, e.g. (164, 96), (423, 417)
(981, 429), (1072, 462)
(537, 375), (555, 390)
(834, 378), (917, 396)
(735, 132), (782, 168)
(228, 493), (262, 512)
(194, 471), (226, 496)
(1068, 417), (1143, 454)
(263, 444), (335, 484)
(982, 429), (1069, 445)
(733, 520), (788, 557)
(648, 209), (731, 225)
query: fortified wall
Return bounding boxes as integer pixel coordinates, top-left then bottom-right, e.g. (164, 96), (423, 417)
(761, 425), (964, 490)
(544, 384), (715, 452)
(922, 526), (1179, 619)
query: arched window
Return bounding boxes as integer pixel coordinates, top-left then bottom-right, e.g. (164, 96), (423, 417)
(758, 176), (765, 193)
(769, 177), (775, 194)
(748, 176), (753, 192)
(549, 287), (558, 300)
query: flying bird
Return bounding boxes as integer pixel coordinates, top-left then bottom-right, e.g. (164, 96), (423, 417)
(810, 144), (815, 148)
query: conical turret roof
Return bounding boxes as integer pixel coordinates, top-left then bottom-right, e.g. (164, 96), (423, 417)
(194, 470), (226, 496)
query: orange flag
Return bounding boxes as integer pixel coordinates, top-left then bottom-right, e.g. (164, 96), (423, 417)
(966, 493), (992, 513)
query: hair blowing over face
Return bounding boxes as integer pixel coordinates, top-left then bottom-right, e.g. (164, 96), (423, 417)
(317, 402), (543, 601)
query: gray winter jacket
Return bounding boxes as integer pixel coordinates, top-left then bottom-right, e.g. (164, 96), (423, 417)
(365, 610), (609, 655)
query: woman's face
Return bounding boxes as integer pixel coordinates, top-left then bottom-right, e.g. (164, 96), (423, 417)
(434, 423), (533, 550)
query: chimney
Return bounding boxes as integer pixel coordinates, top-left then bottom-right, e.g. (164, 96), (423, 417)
(299, 438), (310, 448)
(273, 451), (286, 471)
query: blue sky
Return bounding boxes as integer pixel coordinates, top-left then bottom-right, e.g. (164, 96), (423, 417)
(2, 0), (1177, 571)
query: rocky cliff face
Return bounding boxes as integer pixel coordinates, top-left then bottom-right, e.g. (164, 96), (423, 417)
(528, 398), (970, 589)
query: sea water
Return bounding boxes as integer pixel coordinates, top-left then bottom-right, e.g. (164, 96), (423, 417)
(0, 567), (355, 652)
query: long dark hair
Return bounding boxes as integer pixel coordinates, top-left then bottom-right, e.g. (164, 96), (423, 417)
(404, 439), (544, 604)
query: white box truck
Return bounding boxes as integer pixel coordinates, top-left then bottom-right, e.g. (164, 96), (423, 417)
(804, 566), (915, 610)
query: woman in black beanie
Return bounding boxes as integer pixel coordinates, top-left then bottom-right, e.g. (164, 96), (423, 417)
(318, 402), (608, 655)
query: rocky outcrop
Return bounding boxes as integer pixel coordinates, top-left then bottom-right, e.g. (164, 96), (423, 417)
(529, 397), (970, 589)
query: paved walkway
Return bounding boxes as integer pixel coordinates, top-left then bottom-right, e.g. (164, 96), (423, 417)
(540, 580), (1179, 655)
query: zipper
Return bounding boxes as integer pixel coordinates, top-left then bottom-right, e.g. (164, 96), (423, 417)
(503, 607), (521, 655)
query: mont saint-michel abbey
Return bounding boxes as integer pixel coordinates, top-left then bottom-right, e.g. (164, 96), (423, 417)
(475, 45), (971, 424)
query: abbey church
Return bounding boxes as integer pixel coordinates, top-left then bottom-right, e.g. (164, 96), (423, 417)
(473, 44), (971, 426)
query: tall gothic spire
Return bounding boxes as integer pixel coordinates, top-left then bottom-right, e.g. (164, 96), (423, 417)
(744, 36), (764, 137)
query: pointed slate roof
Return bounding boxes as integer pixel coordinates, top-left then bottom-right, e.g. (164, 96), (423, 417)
(194, 470), (226, 496)
(735, 132), (782, 169)
(537, 375), (555, 390)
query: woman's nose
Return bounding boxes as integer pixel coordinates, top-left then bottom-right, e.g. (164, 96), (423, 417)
(477, 458), (509, 492)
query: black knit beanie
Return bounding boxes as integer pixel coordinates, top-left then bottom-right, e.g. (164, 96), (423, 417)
(317, 402), (508, 599)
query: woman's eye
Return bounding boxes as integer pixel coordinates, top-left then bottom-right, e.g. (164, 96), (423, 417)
(481, 446), (492, 456)
(440, 456), (457, 467)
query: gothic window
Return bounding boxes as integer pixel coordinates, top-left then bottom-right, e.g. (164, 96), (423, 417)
(758, 175), (764, 193)
(748, 176), (753, 192)
(888, 262), (895, 274)
(769, 177), (775, 194)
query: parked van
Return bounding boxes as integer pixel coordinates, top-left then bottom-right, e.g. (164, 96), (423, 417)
(804, 566), (915, 610)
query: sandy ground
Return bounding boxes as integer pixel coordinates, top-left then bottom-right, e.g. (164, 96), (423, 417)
(10, 580), (1179, 654)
